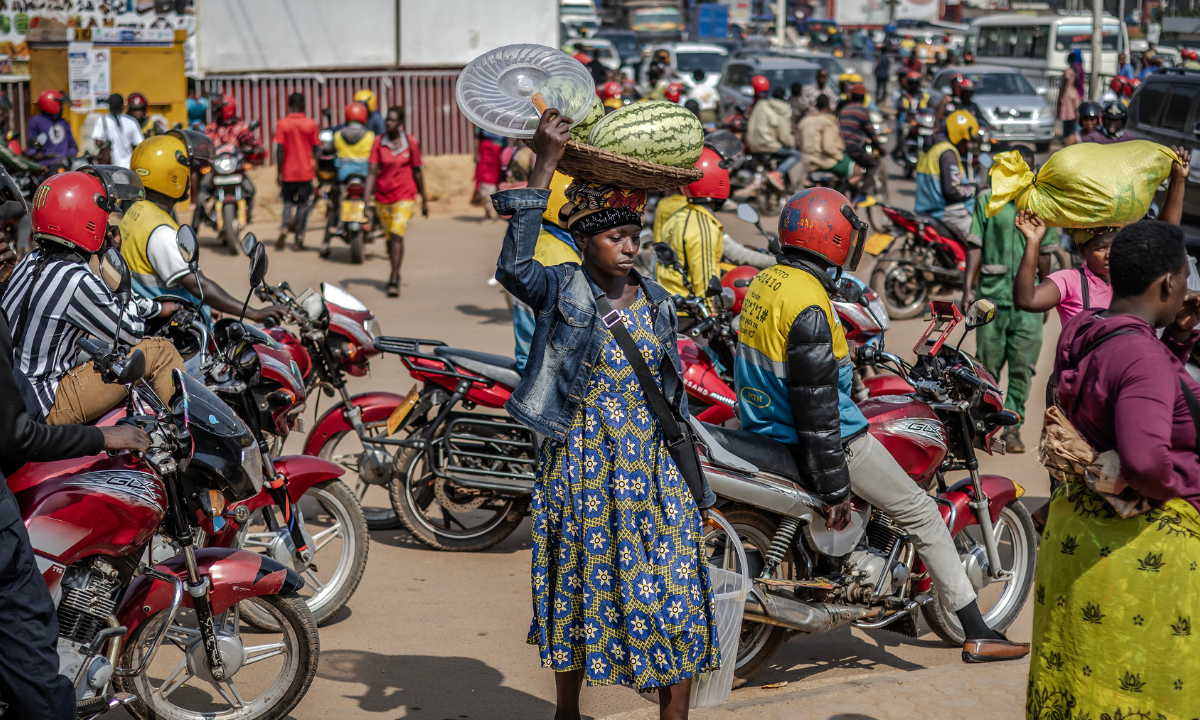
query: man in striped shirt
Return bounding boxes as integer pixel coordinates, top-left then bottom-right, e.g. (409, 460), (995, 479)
(837, 84), (878, 202)
(1, 170), (184, 425)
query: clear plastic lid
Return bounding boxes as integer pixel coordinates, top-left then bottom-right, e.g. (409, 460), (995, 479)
(456, 44), (596, 139)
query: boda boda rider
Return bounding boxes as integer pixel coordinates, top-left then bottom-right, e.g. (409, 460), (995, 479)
(495, 108), (718, 719)
(202, 95), (261, 224)
(733, 187), (1029, 662)
(655, 146), (731, 319)
(914, 110), (981, 242)
(1081, 102), (1131, 145)
(119, 129), (286, 323)
(0, 168), (185, 426)
(127, 92), (163, 138)
(0, 167), (149, 720)
(325, 102), (377, 258)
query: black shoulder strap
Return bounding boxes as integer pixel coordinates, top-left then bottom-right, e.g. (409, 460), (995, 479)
(594, 294), (685, 446)
(1078, 266), (1091, 311)
(1180, 379), (1200, 453)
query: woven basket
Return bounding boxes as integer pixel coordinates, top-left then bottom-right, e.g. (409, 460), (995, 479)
(523, 139), (702, 192)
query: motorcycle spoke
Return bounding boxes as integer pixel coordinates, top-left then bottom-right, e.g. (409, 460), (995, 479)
(210, 678), (244, 708)
(311, 523), (343, 554)
(303, 568), (327, 591)
(243, 641), (287, 666)
(155, 654), (193, 701)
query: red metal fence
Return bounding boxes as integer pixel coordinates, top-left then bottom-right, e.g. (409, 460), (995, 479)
(201, 69), (475, 160)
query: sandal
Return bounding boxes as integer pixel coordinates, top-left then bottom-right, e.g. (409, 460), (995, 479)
(386, 280), (400, 298)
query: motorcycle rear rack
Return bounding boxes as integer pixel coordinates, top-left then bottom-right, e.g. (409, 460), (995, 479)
(431, 415), (537, 496)
(374, 336), (497, 387)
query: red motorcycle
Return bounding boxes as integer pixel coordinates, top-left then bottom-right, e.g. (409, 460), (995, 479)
(867, 203), (970, 320)
(3, 250), (318, 720)
(697, 298), (1038, 686)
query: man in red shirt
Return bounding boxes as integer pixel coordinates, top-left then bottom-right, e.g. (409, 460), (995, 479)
(273, 93), (320, 249)
(365, 106), (428, 297)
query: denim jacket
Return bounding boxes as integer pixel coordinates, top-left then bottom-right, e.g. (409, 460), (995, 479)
(493, 188), (692, 441)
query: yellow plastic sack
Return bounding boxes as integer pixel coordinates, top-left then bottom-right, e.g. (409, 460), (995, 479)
(986, 140), (1177, 227)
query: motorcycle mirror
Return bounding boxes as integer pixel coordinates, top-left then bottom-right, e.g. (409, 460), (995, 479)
(653, 242), (680, 267)
(99, 247), (132, 298)
(979, 152), (994, 171)
(705, 276), (724, 298)
(176, 224), (199, 267)
(247, 119), (262, 132)
(767, 234), (782, 255)
(836, 277), (864, 305)
(965, 298), (997, 328)
(247, 241), (268, 287)
(118, 349), (146, 385)
(719, 286), (736, 310)
(736, 203), (760, 225)
(34, 132), (47, 148)
(240, 232), (257, 257)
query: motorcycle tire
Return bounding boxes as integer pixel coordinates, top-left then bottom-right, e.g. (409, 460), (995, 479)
(348, 230), (364, 264)
(316, 429), (403, 531)
(707, 506), (790, 689)
(920, 498), (1039, 646)
(116, 592), (319, 720)
(236, 479), (370, 629)
(221, 203), (239, 255)
(869, 259), (929, 320)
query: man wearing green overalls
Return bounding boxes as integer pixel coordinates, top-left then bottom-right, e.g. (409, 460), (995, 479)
(961, 146), (1054, 453)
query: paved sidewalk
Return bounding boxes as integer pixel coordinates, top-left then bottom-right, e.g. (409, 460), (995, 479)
(604, 659), (1028, 720)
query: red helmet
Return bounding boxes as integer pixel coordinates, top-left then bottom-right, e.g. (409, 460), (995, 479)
(219, 95), (237, 121)
(905, 70), (922, 83)
(1126, 78), (1140, 97)
(37, 89), (63, 115)
(778, 188), (868, 270)
(1185, 49), (1199, 61)
(1109, 75), (1128, 94)
(720, 265), (759, 314)
(664, 82), (684, 103)
(683, 147), (729, 203)
(32, 167), (144, 253)
(345, 102), (368, 124)
(750, 75), (770, 95)
(601, 81), (622, 100)
(951, 76), (975, 98)
(127, 92), (148, 110)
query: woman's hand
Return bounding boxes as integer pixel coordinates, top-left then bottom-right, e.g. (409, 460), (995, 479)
(1014, 210), (1046, 248)
(527, 109), (572, 190)
(1172, 144), (1192, 182)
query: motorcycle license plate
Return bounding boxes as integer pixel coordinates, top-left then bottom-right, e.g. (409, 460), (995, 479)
(864, 233), (894, 256)
(1004, 124), (1029, 133)
(341, 200), (368, 223)
(386, 384), (421, 436)
(213, 174), (243, 186)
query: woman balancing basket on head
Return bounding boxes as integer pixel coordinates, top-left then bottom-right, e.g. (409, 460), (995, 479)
(493, 105), (724, 718)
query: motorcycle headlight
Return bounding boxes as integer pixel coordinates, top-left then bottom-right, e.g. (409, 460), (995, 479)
(214, 157), (236, 174)
(363, 317), (381, 340)
(319, 130), (334, 143)
(241, 442), (264, 493)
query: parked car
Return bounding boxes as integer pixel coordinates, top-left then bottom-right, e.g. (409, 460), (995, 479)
(638, 42), (729, 87)
(931, 65), (1055, 151)
(561, 0), (601, 35)
(787, 51), (846, 86)
(718, 56), (821, 115)
(594, 29), (643, 66)
(566, 38), (621, 72)
(1125, 67), (1200, 254)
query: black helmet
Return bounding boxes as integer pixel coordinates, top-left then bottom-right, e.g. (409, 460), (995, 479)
(1102, 101), (1128, 121)
(1077, 102), (1102, 120)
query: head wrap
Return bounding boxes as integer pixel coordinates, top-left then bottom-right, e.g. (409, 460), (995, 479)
(1070, 227), (1118, 246)
(559, 181), (647, 236)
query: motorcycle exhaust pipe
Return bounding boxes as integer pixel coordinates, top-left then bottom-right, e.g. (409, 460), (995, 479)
(744, 588), (874, 633)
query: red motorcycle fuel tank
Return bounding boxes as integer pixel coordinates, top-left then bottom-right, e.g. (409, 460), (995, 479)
(861, 395), (948, 482)
(678, 338), (737, 424)
(266, 325), (312, 380)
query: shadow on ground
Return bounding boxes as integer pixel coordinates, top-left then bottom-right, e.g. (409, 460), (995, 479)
(318, 649), (556, 717)
(748, 623), (931, 688)
(456, 303), (512, 325)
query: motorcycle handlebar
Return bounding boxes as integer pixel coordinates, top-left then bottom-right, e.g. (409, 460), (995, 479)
(690, 318), (715, 337)
(948, 365), (984, 389)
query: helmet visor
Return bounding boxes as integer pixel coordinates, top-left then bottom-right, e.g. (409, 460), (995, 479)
(841, 204), (869, 271)
(703, 129), (744, 166)
(83, 166), (146, 208)
(0, 164), (26, 214)
(169, 128), (215, 165)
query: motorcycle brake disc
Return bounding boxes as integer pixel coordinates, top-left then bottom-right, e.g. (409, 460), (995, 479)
(434, 477), (486, 513)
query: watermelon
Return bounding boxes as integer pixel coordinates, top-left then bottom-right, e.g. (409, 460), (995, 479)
(570, 97), (603, 143)
(586, 101), (704, 168)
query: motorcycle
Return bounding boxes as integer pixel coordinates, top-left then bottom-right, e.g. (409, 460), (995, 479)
(699, 297), (1037, 686)
(191, 119), (262, 254)
(2, 249), (319, 720)
(866, 202), (972, 320)
(324, 173), (370, 264)
(895, 106), (935, 178)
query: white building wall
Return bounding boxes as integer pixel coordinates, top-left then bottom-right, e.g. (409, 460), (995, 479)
(398, 0), (559, 67)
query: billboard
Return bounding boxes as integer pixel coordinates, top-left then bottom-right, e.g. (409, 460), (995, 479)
(834, 0), (940, 27)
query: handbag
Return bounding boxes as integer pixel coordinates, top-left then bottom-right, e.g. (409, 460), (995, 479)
(594, 294), (714, 509)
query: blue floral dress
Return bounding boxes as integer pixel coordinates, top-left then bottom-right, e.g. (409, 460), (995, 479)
(527, 291), (720, 690)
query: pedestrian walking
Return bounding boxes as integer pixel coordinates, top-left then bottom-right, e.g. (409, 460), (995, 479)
(91, 93), (143, 169)
(273, 92), (320, 249)
(474, 126), (505, 225)
(961, 147), (1053, 454)
(874, 52), (891, 103)
(1057, 50), (1084, 145)
(1029, 220), (1200, 718)
(495, 109), (719, 720)
(365, 106), (428, 298)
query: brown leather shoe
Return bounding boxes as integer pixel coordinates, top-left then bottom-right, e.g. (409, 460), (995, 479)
(1002, 429), (1026, 453)
(962, 636), (1030, 663)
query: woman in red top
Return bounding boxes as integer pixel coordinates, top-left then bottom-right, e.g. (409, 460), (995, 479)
(366, 106), (428, 297)
(474, 127), (504, 225)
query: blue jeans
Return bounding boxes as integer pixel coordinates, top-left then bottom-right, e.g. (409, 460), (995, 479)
(774, 148), (801, 176)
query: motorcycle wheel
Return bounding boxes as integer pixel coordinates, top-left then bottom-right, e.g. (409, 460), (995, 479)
(116, 593), (319, 720)
(391, 429), (529, 552)
(703, 506), (789, 689)
(235, 479), (369, 629)
(921, 498), (1039, 646)
(221, 203), (239, 255)
(348, 230), (364, 264)
(869, 259), (929, 320)
(318, 429), (403, 530)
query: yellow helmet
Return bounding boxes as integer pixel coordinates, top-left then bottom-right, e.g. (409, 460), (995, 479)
(544, 171), (573, 225)
(946, 110), (979, 145)
(604, 97), (624, 110)
(839, 72), (863, 84)
(354, 89), (377, 113)
(130, 129), (213, 200)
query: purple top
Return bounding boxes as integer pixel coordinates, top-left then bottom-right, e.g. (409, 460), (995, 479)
(27, 114), (77, 166)
(1055, 311), (1200, 511)
(1080, 129), (1132, 145)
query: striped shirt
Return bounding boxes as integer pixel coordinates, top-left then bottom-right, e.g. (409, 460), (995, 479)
(1, 249), (156, 415)
(837, 103), (874, 151)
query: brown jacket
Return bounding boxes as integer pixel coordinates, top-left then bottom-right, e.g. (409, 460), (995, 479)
(746, 98), (795, 154)
(798, 112), (844, 170)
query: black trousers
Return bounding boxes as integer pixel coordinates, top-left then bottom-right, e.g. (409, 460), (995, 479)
(0, 520), (74, 719)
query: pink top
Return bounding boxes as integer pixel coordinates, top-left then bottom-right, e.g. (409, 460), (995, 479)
(1048, 264), (1112, 325)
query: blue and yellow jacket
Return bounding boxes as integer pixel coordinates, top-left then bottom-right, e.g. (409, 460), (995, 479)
(914, 138), (976, 219)
(512, 222), (581, 372)
(733, 259), (867, 503)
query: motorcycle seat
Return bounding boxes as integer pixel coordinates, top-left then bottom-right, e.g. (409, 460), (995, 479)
(700, 422), (808, 487)
(897, 207), (965, 243)
(433, 346), (521, 388)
